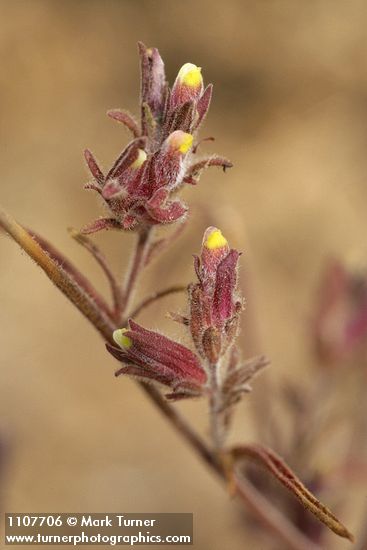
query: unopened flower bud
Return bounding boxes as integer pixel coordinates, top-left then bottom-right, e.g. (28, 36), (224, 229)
(84, 45), (231, 234)
(101, 147), (147, 200)
(113, 328), (133, 349)
(204, 227), (228, 250)
(130, 148), (147, 170)
(171, 63), (204, 107)
(166, 130), (193, 155)
(138, 42), (166, 118)
(189, 227), (242, 361)
(179, 63), (203, 87)
(201, 227), (230, 275)
(107, 320), (206, 399)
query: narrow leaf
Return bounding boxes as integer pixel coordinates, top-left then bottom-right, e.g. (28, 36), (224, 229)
(107, 109), (141, 138)
(69, 229), (123, 318)
(231, 444), (354, 542)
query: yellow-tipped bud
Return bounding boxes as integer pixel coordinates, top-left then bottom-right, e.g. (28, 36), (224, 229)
(204, 228), (228, 250)
(167, 131), (193, 154)
(130, 149), (147, 170)
(178, 63), (203, 88)
(113, 328), (133, 349)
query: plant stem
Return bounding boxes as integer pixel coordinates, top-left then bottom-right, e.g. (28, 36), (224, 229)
(69, 229), (124, 319)
(129, 285), (186, 319)
(209, 363), (224, 451)
(29, 227), (114, 321)
(0, 205), (323, 550)
(120, 226), (152, 320)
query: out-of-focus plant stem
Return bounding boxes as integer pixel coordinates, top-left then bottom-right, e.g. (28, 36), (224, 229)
(0, 205), (323, 550)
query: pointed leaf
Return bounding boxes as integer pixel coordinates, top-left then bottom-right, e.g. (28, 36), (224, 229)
(80, 218), (123, 235)
(231, 444), (354, 542)
(107, 109), (141, 138)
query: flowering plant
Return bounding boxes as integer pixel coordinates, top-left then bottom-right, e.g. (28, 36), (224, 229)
(0, 43), (354, 549)
(83, 42), (231, 234)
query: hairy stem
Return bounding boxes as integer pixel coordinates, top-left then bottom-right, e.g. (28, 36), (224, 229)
(29, 227), (114, 321)
(130, 285), (187, 319)
(209, 363), (224, 451)
(120, 226), (152, 320)
(69, 229), (124, 319)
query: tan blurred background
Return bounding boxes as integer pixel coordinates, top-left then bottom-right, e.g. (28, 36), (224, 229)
(1, 1), (367, 548)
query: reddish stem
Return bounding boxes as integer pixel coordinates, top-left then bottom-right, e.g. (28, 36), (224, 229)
(120, 227), (152, 321)
(130, 285), (186, 318)
(69, 229), (124, 320)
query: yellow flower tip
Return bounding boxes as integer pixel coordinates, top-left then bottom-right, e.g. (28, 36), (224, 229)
(130, 149), (147, 170)
(167, 131), (193, 154)
(204, 228), (228, 250)
(113, 328), (133, 349)
(178, 133), (193, 154)
(178, 63), (203, 88)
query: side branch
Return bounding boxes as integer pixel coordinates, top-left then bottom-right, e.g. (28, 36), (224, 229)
(120, 227), (152, 319)
(130, 285), (187, 319)
(69, 229), (124, 319)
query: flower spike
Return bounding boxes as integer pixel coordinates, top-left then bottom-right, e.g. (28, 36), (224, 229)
(82, 44), (231, 234)
(189, 227), (242, 363)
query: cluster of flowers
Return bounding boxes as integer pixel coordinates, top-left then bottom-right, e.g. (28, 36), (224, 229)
(90, 44), (265, 410)
(83, 42), (231, 234)
(107, 227), (266, 406)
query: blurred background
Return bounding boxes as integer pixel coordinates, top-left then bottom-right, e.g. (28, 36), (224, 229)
(1, 1), (367, 548)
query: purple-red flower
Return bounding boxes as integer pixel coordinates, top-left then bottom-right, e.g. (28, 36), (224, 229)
(189, 227), (242, 363)
(82, 43), (232, 234)
(106, 228), (266, 408)
(106, 320), (207, 400)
